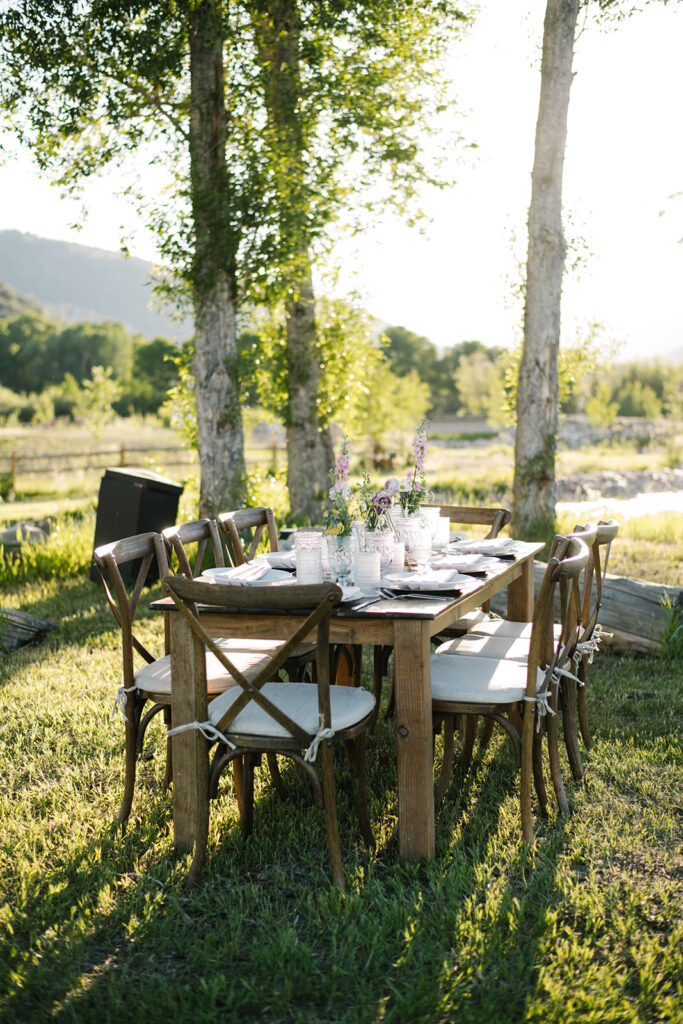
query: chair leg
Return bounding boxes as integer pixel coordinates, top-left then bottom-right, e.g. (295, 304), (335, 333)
(478, 716), (495, 754)
(266, 752), (289, 801)
(435, 714), (455, 804)
(163, 706), (173, 791)
(345, 736), (375, 849)
(119, 696), (140, 824)
(519, 705), (535, 846)
(561, 677), (584, 781)
(546, 686), (569, 815)
(319, 742), (345, 890)
(458, 714), (476, 769)
(241, 749), (258, 835)
(577, 661), (593, 749)
(532, 726), (549, 816)
(187, 736), (210, 888)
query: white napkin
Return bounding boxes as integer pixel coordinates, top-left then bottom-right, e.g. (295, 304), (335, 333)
(259, 550), (296, 570)
(429, 553), (488, 572)
(447, 538), (525, 559)
(385, 570), (479, 592)
(201, 562), (270, 585)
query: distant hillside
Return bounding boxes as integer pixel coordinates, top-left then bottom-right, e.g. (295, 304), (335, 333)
(0, 281), (47, 319)
(0, 230), (192, 341)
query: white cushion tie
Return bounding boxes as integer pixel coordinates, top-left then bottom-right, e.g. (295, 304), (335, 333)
(112, 684), (136, 723)
(304, 715), (335, 763)
(166, 720), (236, 749)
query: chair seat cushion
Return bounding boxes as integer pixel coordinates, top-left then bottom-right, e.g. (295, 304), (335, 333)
(208, 681), (375, 741)
(435, 633), (533, 662)
(431, 652), (538, 705)
(470, 619), (562, 641)
(135, 645), (278, 699)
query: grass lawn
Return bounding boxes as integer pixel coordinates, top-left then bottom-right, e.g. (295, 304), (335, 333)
(1, 518), (681, 1023)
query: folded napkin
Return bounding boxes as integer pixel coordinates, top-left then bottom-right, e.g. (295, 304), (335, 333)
(385, 569), (479, 592)
(260, 551), (296, 571)
(430, 553), (488, 572)
(447, 538), (525, 560)
(201, 562), (270, 585)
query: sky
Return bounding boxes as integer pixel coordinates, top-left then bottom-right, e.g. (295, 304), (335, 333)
(1, 0), (682, 362)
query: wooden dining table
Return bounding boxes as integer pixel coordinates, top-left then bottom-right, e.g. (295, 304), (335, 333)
(152, 541), (543, 862)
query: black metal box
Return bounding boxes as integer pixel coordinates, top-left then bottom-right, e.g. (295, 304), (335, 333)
(90, 467), (184, 583)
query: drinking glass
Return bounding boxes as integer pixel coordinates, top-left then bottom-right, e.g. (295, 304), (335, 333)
(327, 534), (355, 587)
(354, 549), (381, 595)
(294, 530), (323, 584)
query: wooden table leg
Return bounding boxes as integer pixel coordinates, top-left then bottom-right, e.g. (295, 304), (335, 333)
(393, 621), (435, 860)
(507, 554), (535, 622)
(170, 613), (208, 852)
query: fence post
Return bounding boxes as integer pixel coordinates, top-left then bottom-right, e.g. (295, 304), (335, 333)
(119, 444), (126, 467)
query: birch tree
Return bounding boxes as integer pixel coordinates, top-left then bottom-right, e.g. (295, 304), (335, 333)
(513, 0), (578, 540)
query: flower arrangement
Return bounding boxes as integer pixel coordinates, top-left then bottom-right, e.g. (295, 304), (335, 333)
(393, 417), (432, 516)
(357, 472), (393, 532)
(323, 437), (354, 536)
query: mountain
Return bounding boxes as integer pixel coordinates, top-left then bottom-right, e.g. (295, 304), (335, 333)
(0, 281), (47, 319)
(0, 230), (192, 341)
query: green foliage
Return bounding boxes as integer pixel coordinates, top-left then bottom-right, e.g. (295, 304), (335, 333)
(616, 377), (662, 418)
(585, 377), (619, 427)
(502, 325), (604, 425)
(0, 512), (93, 587)
(159, 340), (197, 449)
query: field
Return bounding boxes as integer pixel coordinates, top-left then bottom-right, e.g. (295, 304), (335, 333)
(2, 418), (682, 586)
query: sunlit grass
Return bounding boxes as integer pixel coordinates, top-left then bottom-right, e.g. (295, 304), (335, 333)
(0, 565), (680, 1022)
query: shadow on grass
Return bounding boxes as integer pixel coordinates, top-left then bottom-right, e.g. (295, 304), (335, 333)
(3, 647), (679, 1023)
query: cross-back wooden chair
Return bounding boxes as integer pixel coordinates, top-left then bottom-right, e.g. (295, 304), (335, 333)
(373, 504), (513, 726)
(434, 524), (597, 793)
(94, 531), (271, 824)
(566, 518), (619, 777)
(218, 506), (279, 567)
(430, 534), (590, 841)
(218, 507), (325, 683)
(162, 518), (225, 579)
(163, 577), (375, 889)
(162, 516), (304, 801)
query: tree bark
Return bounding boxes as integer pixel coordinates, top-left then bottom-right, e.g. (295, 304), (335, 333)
(189, 0), (245, 518)
(513, 0), (578, 541)
(253, 0), (334, 522)
(285, 266), (335, 520)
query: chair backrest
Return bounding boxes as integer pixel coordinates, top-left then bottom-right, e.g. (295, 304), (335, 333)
(163, 576), (341, 742)
(574, 518), (619, 640)
(162, 518), (225, 579)
(526, 534), (590, 690)
(218, 507), (279, 566)
(428, 504), (512, 539)
(94, 531), (168, 687)
(562, 522), (598, 636)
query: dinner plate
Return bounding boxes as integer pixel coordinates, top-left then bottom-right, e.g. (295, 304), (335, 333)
(201, 567), (291, 585)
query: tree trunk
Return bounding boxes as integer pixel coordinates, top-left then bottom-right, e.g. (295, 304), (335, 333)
(189, 0), (245, 518)
(252, 0), (334, 522)
(285, 267), (335, 520)
(513, 0), (578, 542)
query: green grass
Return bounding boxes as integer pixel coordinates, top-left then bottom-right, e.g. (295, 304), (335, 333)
(0, 520), (681, 1022)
